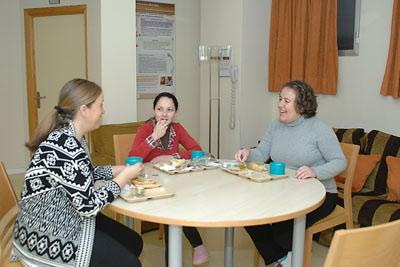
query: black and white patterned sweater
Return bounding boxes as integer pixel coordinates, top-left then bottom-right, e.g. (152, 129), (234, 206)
(11, 121), (121, 267)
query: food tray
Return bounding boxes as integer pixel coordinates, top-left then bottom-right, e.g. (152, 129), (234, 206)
(222, 168), (288, 182)
(153, 160), (220, 175)
(120, 187), (174, 203)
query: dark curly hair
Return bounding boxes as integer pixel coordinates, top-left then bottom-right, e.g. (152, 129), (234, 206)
(281, 80), (318, 118)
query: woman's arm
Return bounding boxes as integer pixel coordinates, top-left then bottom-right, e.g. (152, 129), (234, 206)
(312, 125), (347, 180)
(247, 121), (276, 163)
(175, 123), (202, 159)
(41, 135), (120, 217)
(128, 123), (156, 160)
(111, 165), (125, 177)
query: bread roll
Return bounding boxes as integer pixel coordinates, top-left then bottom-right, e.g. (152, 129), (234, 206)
(132, 178), (156, 185)
(248, 162), (265, 172)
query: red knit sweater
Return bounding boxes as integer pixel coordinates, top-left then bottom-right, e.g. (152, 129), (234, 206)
(128, 121), (202, 163)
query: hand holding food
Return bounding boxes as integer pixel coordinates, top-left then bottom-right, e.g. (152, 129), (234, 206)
(234, 149), (250, 163)
(152, 119), (169, 140)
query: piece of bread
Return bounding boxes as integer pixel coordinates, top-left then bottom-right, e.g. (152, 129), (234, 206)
(135, 183), (161, 189)
(248, 162), (266, 172)
(132, 178), (156, 185)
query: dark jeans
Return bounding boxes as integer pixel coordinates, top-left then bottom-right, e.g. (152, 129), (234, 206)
(90, 213), (143, 267)
(245, 192), (338, 265)
(164, 225), (203, 266)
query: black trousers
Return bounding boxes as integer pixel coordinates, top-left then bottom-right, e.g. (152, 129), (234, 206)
(90, 213), (143, 267)
(163, 225), (203, 266)
(245, 192), (338, 265)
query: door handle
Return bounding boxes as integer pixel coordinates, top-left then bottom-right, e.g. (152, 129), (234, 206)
(35, 91), (46, 108)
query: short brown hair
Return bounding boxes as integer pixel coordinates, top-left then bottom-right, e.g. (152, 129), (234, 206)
(281, 80), (318, 118)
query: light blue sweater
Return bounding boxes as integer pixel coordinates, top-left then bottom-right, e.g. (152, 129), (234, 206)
(247, 116), (346, 193)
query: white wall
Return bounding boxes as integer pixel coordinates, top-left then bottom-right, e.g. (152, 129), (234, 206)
(202, 0), (399, 159)
(268, 0), (400, 136)
(240, 0), (273, 149)
(0, 0), (28, 171)
(101, 0), (137, 124)
(200, 0), (243, 159)
(316, 0), (400, 136)
(0, 0), (137, 171)
(1, 0), (398, 172)
(136, 0), (201, 143)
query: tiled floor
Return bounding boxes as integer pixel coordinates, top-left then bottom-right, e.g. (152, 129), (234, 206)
(9, 173), (329, 267)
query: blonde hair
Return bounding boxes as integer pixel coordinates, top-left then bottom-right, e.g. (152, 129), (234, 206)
(26, 78), (102, 152)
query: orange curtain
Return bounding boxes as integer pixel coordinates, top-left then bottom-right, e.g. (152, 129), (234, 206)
(268, 0), (338, 94)
(380, 0), (400, 99)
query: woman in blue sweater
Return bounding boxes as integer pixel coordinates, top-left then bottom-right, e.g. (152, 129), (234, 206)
(235, 80), (346, 267)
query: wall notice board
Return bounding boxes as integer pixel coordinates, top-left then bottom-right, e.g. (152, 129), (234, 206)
(136, 1), (175, 99)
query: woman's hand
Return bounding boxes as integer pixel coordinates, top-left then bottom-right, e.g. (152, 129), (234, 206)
(295, 166), (316, 179)
(151, 155), (174, 164)
(113, 163), (144, 189)
(111, 165), (125, 177)
(152, 119), (169, 140)
(234, 149), (250, 163)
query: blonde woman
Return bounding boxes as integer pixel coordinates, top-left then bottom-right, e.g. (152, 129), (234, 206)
(11, 79), (144, 267)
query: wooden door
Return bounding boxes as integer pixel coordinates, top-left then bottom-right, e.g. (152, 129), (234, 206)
(24, 5), (87, 138)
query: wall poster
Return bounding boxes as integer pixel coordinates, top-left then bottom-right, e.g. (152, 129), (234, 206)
(136, 1), (175, 99)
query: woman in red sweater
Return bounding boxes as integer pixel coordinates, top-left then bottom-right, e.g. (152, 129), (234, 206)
(129, 92), (209, 266)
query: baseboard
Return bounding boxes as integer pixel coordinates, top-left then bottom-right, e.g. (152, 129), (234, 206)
(7, 168), (25, 175)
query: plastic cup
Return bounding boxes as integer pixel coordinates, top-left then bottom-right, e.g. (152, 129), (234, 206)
(269, 162), (285, 175)
(191, 151), (205, 160)
(136, 186), (145, 195)
(125, 156), (143, 165)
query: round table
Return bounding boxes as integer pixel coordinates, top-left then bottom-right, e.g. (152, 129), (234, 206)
(109, 162), (326, 267)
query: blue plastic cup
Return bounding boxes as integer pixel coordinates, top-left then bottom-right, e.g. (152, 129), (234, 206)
(125, 156), (143, 165)
(191, 151), (205, 160)
(269, 162), (285, 175)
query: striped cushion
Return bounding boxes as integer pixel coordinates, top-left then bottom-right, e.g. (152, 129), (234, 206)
(333, 128), (366, 152)
(352, 193), (400, 226)
(363, 130), (400, 193)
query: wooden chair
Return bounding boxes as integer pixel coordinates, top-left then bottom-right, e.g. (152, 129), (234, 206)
(0, 162), (22, 266)
(253, 142), (360, 267)
(113, 134), (164, 239)
(324, 219), (400, 267)
(303, 142), (360, 267)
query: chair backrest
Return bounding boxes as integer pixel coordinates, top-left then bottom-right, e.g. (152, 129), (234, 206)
(113, 134), (136, 165)
(0, 161), (19, 265)
(337, 142), (359, 203)
(324, 219), (400, 267)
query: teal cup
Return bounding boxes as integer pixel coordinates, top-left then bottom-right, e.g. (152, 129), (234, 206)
(125, 156), (143, 165)
(191, 151), (205, 160)
(270, 162), (285, 175)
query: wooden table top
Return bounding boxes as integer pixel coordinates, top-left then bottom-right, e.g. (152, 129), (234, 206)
(108, 162), (326, 227)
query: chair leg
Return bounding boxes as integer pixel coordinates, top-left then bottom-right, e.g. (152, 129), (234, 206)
(158, 224), (164, 240)
(253, 246), (260, 267)
(346, 217), (354, 229)
(115, 213), (124, 224)
(134, 218), (142, 235)
(303, 230), (313, 267)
